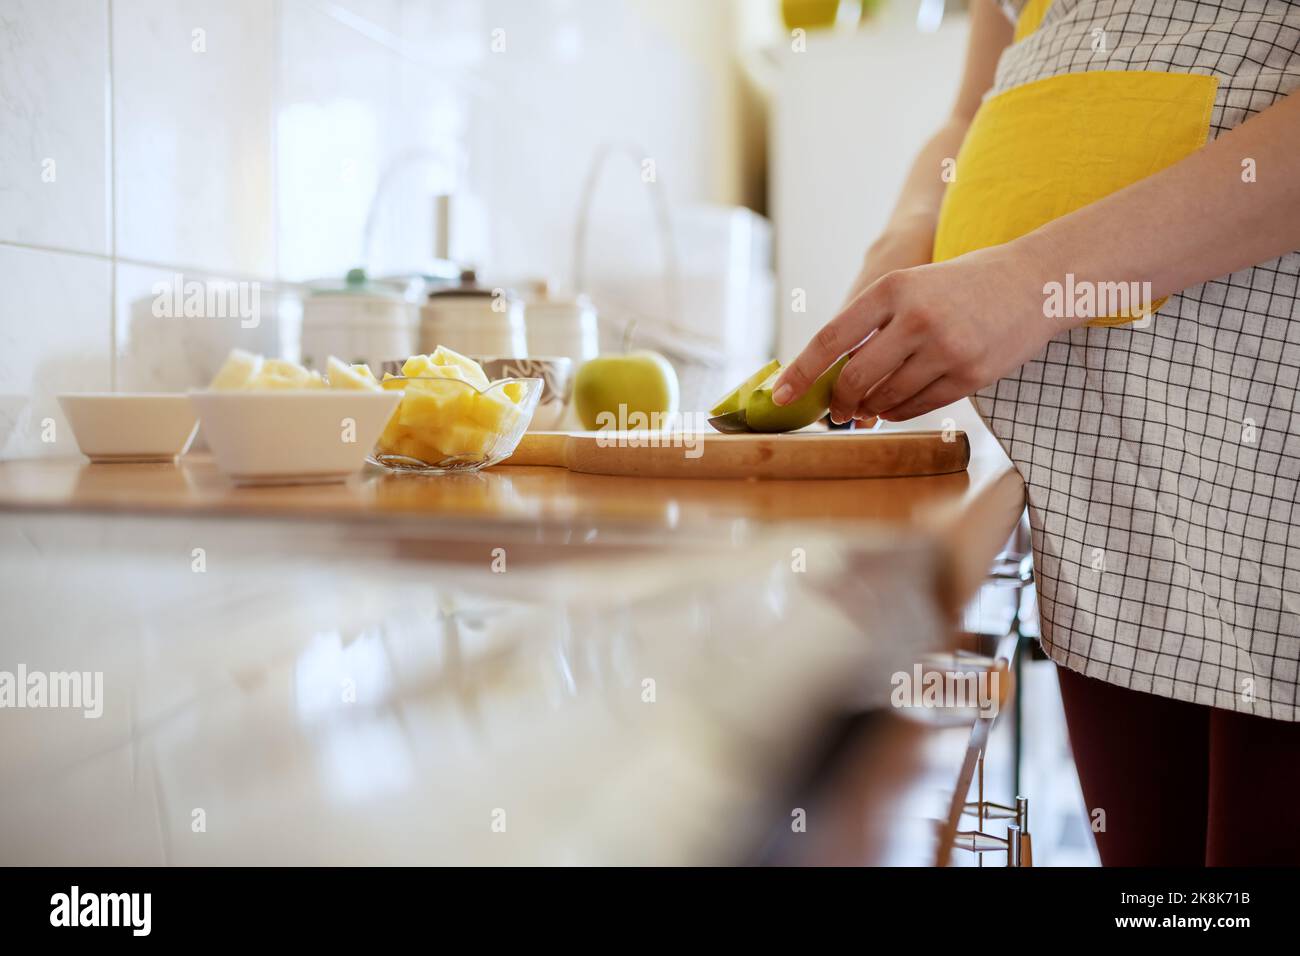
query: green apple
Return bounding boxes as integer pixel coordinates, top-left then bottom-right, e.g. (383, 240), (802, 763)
(710, 359), (781, 417)
(742, 354), (850, 432)
(574, 351), (679, 430)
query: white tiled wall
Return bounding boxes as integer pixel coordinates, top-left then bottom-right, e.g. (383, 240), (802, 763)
(112, 0), (277, 277)
(0, 0), (749, 459)
(0, 0), (112, 256)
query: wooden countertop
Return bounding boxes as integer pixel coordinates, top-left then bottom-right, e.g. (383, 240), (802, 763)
(0, 425), (1023, 613)
(0, 421), (1025, 865)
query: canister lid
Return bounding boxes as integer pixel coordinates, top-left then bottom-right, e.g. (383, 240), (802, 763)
(307, 267), (406, 303)
(426, 268), (515, 302)
(519, 277), (592, 311)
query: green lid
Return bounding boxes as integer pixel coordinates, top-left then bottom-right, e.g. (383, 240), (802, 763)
(307, 267), (405, 301)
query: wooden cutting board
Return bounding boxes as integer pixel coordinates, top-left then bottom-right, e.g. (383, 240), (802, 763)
(505, 429), (969, 479)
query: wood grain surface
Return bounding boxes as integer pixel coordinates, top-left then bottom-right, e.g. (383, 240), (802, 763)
(512, 429), (970, 479)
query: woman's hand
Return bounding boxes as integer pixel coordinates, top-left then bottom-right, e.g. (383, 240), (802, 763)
(830, 217), (938, 428)
(772, 236), (1065, 423)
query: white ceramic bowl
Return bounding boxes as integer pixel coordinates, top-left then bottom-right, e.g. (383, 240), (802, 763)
(57, 393), (199, 463)
(189, 390), (401, 485)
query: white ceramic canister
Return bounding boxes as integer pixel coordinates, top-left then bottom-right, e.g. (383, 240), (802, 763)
(419, 269), (527, 357)
(300, 269), (415, 371)
(120, 284), (284, 392)
(522, 288), (599, 364)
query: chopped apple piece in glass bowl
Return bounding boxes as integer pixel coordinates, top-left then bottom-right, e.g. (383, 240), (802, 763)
(371, 373), (541, 474)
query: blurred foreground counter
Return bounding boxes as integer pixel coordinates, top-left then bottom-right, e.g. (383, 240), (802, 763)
(0, 426), (1023, 865)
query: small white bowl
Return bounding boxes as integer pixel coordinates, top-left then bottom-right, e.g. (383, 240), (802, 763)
(189, 390), (401, 485)
(57, 393), (199, 463)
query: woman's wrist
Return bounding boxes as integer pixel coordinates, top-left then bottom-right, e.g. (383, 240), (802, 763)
(864, 216), (938, 272)
(1005, 227), (1076, 332)
(877, 211), (937, 250)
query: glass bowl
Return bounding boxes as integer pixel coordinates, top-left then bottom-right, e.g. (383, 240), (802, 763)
(369, 375), (542, 474)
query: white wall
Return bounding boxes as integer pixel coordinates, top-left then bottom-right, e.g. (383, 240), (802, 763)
(468, 0), (759, 287)
(769, 14), (969, 357)
(0, 0), (751, 458)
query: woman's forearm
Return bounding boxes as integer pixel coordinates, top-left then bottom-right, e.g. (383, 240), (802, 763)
(1021, 90), (1300, 320)
(881, 116), (971, 242)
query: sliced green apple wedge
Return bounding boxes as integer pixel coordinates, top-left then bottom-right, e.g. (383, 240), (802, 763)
(743, 354), (850, 432)
(707, 355), (851, 434)
(709, 359), (781, 417)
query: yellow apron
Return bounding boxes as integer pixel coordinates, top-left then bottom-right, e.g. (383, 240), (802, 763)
(932, 25), (1218, 326)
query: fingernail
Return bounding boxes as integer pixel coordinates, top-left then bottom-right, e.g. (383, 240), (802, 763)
(772, 384), (793, 406)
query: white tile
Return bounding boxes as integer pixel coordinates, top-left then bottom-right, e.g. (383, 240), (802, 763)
(112, 0), (275, 277)
(0, 0), (111, 254)
(276, 1), (480, 281)
(468, 0), (719, 280)
(359, 62), (471, 275)
(276, 0), (403, 282)
(0, 246), (111, 459)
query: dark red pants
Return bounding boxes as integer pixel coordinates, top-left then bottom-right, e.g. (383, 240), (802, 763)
(1056, 666), (1300, 866)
